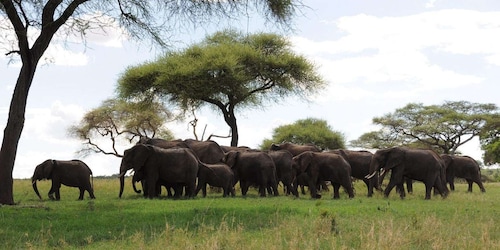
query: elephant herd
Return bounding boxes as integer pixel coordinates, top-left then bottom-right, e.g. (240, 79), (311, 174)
(31, 140), (486, 201)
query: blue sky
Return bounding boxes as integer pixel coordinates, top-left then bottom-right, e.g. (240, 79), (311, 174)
(1, 0), (500, 178)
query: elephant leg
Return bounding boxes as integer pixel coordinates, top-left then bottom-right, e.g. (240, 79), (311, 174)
(384, 180), (398, 198)
(240, 181), (249, 196)
(222, 185), (228, 197)
(406, 179), (413, 194)
(78, 187), (85, 200)
(364, 179), (372, 197)
(424, 181), (434, 200)
(173, 184), (184, 198)
(398, 183), (406, 199)
(273, 182), (279, 196)
(308, 179), (321, 199)
(194, 181), (204, 197)
(477, 181), (486, 193)
(467, 180), (473, 192)
(202, 185), (207, 197)
(166, 185), (173, 197)
(449, 177), (455, 191)
(48, 187), (56, 200)
(287, 182), (298, 197)
(88, 188), (96, 199)
(258, 185), (266, 197)
(146, 177), (159, 199)
(332, 183), (341, 199)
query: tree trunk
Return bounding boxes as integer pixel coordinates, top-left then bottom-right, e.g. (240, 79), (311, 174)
(0, 58), (37, 205)
(225, 108), (239, 147)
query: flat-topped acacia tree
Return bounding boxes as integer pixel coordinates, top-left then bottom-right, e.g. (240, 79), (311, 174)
(117, 30), (325, 147)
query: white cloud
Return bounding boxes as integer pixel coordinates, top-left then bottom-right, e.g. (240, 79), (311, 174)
(23, 101), (84, 146)
(291, 9), (499, 102)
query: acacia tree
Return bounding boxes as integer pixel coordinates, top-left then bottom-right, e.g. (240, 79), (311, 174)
(260, 118), (345, 150)
(68, 99), (176, 158)
(0, 0), (300, 204)
(118, 30), (325, 146)
(352, 101), (499, 155)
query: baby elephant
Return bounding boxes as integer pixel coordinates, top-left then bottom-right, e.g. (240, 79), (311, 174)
(32, 159), (96, 200)
(195, 163), (235, 197)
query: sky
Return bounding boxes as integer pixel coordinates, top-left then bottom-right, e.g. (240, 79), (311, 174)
(1, 0), (500, 178)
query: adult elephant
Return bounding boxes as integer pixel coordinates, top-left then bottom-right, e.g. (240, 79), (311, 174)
(222, 151), (279, 197)
(328, 149), (380, 197)
(292, 151), (354, 199)
(441, 154), (486, 193)
(270, 142), (321, 156)
(267, 150), (299, 197)
(195, 163), (236, 197)
(183, 139), (225, 164)
(32, 159), (95, 200)
(366, 147), (448, 200)
(119, 144), (199, 199)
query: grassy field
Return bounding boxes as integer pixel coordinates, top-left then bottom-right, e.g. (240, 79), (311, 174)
(1, 178), (499, 249)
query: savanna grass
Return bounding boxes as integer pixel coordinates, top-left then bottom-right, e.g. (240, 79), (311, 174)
(2, 177), (499, 249)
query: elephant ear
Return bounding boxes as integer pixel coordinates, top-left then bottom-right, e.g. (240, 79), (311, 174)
(441, 154), (453, 167)
(384, 147), (404, 170)
(297, 152), (313, 173)
(132, 144), (153, 172)
(224, 151), (239, 169)
(44, 160), (55, 179)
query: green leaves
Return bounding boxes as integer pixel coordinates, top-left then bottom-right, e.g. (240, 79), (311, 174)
(354, 101), (499, 158)
(261, 118), (345, 150)
(117, 29), (324, 146)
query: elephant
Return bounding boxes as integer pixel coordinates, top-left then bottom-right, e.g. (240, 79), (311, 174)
(327, 149), (380, 197)
(292, 151), (354, 199)
(119, 144), (200, 199)
(222, 151), (279, 197)
(366, 147), (448, 200)
(183, 139), (226, 164)
(441, 154), (486, 193)
(270, 142), (321, 156)
(195, 163), (236, 197)
(267, 150), (299, 197)
(32, 159), (95, 200)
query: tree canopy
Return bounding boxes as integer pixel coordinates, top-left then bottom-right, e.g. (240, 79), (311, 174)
(68, 99), (176, 158)
(351, 101), (499, 157)
(0, 0), (302, 204)
(260, 118), (345, 150)
(480, 114), (500, 165)
(117, 30), (325, 146)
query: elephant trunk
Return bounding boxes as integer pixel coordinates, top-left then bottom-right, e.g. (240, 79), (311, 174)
(119, 174), (125, 198)
(132, 179), (141, 193)
(32, 178), (42, 199)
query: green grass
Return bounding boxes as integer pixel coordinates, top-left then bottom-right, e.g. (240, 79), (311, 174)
(2, 178), (500, 249)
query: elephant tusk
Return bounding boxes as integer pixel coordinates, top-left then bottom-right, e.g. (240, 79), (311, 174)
(379, 168), (386, 177)
(117, 172), (126, 178)
(365, 172), (377, 179)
